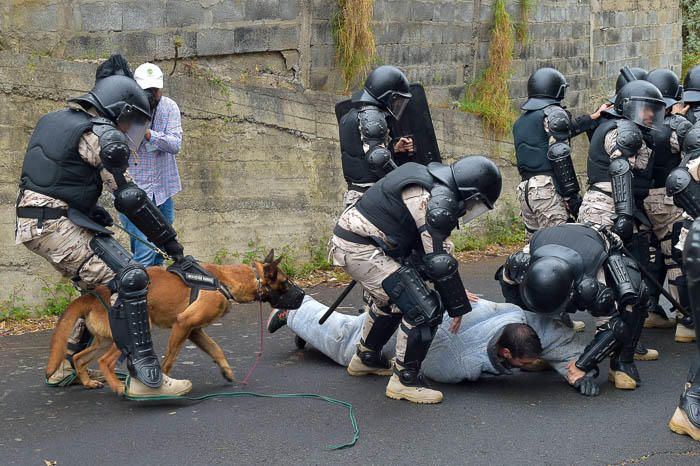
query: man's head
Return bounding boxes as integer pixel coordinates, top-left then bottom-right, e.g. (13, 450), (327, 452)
(614, 80), (665, 131)
(134, 63), (164, 110)
(353, 65), (412, 120)
(497, 323), (543, 367)
(521, 67), (568, 111)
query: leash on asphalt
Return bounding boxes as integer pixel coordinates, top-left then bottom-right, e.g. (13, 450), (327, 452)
(106, 227), (360, 449)
(121, 303), (360, 450)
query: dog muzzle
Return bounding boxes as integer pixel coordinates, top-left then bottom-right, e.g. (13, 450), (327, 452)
(269, 281), (305, 309)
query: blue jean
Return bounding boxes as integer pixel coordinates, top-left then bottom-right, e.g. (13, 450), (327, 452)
(119, 197), (174, 267)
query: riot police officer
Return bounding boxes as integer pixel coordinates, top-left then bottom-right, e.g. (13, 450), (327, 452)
(497, 223), (650, 390)
(642, 69), (693, 330)
(16, 75), (191, 398)
(330, 156), (502, 403)
(513, 67), (608, 236)
(684, 65), (700, 125)
(337, 65), (414, 207)
(668, 217), (700, 441)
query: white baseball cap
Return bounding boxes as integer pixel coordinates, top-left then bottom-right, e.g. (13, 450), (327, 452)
(134, 63), (164, 90)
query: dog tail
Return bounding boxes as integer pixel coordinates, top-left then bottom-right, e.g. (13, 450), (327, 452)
(45, 292), (101, 378)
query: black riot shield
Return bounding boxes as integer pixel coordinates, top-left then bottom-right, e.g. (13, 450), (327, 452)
(388, 83), (442, 165)
(335, 98), (355, 124)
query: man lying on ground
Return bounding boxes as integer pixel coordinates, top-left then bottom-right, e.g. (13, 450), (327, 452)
(268, 295), (595, 395)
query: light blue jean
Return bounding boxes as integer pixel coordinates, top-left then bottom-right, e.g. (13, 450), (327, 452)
(119, 196), (174, 267)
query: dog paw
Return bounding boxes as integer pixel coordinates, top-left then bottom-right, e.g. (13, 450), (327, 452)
(84, 380), (104, 390)
(221, 367), (235, 382)
(115, 384), (125, 396)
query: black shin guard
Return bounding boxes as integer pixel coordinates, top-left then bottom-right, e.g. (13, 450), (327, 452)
(361, 309), (401, 352)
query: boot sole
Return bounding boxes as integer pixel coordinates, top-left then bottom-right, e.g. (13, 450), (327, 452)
(608, 370), (637, 390)
(643, 321), (675, 329)
(634, 352), (659, 361)
(385, 387), (443, 404)
(668, 407), (700, 441)
(675, 336), (697, 343)
(347, 366), (393, 377)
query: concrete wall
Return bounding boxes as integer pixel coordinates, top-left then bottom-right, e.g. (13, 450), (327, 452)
(0, 0), (682, 304)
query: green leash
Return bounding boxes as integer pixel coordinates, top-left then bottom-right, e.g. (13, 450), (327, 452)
(124, 376), (360, 450)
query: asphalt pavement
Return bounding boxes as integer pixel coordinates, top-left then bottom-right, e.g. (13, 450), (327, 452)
(1, 256), (699, 465)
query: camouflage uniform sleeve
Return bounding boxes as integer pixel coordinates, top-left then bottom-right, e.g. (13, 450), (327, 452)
(688, 157), (700, 182)
(671, 130), (680, 154)
(78, 132), (132, 193)
(603, 129), (621, 158)
(401, 186), (452, 254)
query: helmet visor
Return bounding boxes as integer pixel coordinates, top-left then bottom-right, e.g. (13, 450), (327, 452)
(380, 91), (412, 120)
(125, 120), (148, 153)
(622, 97), (665, 131)
(460, 195), (491, 223)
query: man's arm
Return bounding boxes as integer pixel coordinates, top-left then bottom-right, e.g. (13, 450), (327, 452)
(569, 102), (612, 137)
(544, 106), (581, 215)
(525, 313), (585, 380)
(147, 99), (182, 154)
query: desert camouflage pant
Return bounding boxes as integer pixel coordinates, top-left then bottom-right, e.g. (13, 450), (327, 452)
(517, 175), (569, 238)
(578, 188), (616, 228)
(644, 187), (685, 306)
(330, 235), (420, 370)
(343, 189), (366, 208)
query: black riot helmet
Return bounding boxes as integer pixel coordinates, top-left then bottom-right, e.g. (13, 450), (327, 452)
(70, 75), (151, 124)
(521, 67), (568, 111)
(684, 127), (700, 160)
(520, 256), (576, 314)
(609, 67), (648, 103)
(353, 65), (412, 120)
(645, 69), (683, 108)
(614, 80), (666, 131)
(428, 155), (502, 223)
(684, 65), (700, 103)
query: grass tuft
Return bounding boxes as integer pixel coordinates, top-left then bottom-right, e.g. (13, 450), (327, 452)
(332, 0), (377, 92)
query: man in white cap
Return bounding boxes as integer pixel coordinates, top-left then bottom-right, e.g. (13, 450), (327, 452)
(122, 63), (183, 266)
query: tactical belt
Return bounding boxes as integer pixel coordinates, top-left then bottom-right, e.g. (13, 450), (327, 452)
(347, 184), (371, 193)
(588, 185), (612, 196)
(16, 206), (68, 229)
(333, 225), (375, 246)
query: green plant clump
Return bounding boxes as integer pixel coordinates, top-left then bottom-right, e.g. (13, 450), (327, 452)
(459, 0), (518, 136)
(332, 0), (377, 92)
(683, 0), (700, 76)
(451, 206), (526, 252)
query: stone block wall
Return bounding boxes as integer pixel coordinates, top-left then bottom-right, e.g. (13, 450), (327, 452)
(0, 0), (682, 303)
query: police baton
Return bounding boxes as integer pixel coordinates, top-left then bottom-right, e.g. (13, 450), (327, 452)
(319, 280), (357, 325)
(621, 246), (691, 318)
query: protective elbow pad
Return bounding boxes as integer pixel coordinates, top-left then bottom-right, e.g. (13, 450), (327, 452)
(114, 183), (177, 248)
(609, 157), (635, 217)
(669, 115), (693, 147)
(547, 142), (580, 197)
(667, 167), (700, 219)
(358, 107), (388, 146)
(424, 253), (471, 317)
(615, 120), (643, 158)
(366, 146), (395, 176)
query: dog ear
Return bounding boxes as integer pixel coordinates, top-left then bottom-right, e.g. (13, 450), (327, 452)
(264, 249), (275, 264)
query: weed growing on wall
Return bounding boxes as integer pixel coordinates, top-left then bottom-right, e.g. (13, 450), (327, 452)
(459, 0), (517, 136)
(332, 0), (377, 92)
(682, 0), (700, 75)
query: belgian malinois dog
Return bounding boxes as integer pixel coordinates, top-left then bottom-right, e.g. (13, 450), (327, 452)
(46, 250), (303, 395)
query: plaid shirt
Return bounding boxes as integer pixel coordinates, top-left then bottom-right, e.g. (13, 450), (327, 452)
(129, 95), (183, 206)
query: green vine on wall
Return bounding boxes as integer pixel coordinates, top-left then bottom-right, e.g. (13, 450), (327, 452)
(332, 0), (377, 92)
(459, 1), (533, 137)
(682, 0), (700, 75)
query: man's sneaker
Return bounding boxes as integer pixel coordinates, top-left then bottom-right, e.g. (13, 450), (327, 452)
(46, 359), (77, 387)
(573, 320), (585, 333)
(124, 374), (192, 399)
(294, 335), (307, 349)
(347, 350), (393, 376)
(267, 309), (289, 334)
(385, 374), (443, 404)
(676, 321), (696, 343)
(634, 343), (659, 361)
(644, 312), (675, 329)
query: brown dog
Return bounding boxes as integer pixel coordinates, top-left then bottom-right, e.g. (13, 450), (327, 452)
(46, 250), (297, 395)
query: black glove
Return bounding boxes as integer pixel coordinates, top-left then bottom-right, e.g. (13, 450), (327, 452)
(88, 205), (114, 227)
(612, 214), (634, 242)
(504, 251), (530, 284)
(163, 239), (184, 262)
(573, 373), (600, 396)
(565, 193), (582, 218)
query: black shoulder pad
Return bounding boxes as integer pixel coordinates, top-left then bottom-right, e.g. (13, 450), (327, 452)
(669, 114), (693, 143)
(615, 120), (643, 157)
(94, 124), (130, 173)
(426, 184), (461, 236)
(544, 105), (572, 141)
(358, 107), (388, 145)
